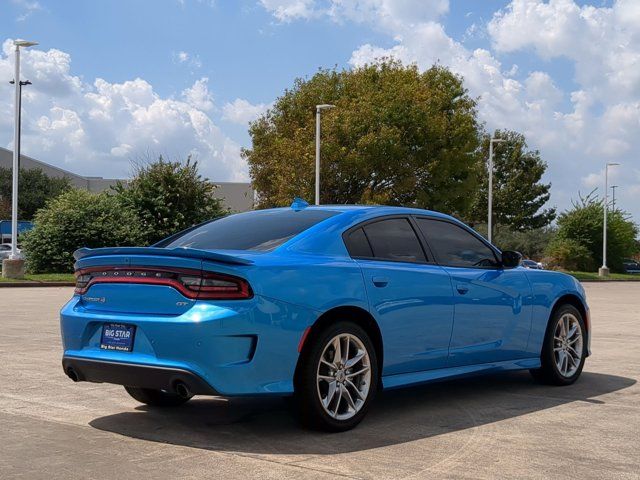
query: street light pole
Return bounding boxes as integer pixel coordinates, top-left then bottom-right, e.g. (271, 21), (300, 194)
(10, 40), (37, 260)
(599, 162), (620, 277)
(487, 136), (506, 243)
(315, 104), (335, 205)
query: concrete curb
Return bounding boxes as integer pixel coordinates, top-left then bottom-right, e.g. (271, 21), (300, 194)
(0, 281), (74, 287)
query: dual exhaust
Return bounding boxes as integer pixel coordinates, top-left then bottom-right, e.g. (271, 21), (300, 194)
(65, 366), (192, 398)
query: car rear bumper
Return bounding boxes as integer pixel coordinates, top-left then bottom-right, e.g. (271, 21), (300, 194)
(62, 356), (218, 395)
(60, 294), (318, 396)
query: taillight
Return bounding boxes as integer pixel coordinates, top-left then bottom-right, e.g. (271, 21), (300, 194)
(74, 267), (252, 300)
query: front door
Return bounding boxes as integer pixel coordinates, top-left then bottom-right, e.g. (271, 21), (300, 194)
(414, 217), (533, 367)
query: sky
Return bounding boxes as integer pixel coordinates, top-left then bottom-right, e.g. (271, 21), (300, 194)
(0, 0), (639, 221)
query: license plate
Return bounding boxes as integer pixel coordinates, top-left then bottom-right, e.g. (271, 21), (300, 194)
(100, 323), (136, 352)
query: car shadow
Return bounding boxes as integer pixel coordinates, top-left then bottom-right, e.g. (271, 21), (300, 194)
(89, 371), (635, 455)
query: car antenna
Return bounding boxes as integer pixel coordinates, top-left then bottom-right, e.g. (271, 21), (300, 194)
(290, 197), (309, 211)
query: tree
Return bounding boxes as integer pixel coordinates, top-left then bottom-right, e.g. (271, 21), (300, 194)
(546, 191), (638, 272)
(244, 61), (483, 215)
(22, 189), (144, 273)
(492, 225), (557, 260)
(0, 167), (71, 220)
(469, 130), (555, 232)
(112, 156), (227, 245)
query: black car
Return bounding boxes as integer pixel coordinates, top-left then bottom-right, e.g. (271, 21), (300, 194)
(623, 259), (640, 274)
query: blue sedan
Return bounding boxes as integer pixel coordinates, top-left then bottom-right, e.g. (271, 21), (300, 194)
(61, 204), (590, 431)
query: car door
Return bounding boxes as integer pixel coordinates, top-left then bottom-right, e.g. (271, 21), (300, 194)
(415, 217), (533, 367)
(344, 216), (455, 376)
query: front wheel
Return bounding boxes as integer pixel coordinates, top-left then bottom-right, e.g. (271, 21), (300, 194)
(294, 321), (378, 432)
(530, 304), (587, 385)
(124, 386), (192, 407)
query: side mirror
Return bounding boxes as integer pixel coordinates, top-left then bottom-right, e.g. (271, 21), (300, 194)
(501, 250), (522, 268)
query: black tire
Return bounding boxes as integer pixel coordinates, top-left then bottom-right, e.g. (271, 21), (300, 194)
(294, 321), (379, 432)
(124, 386), (192, 407)
(530, 304), (587, 385)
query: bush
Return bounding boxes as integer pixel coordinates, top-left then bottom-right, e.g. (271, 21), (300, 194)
(492, 225), (557, 260)
(550, 191), (638, 272)
(0, 167), (71, 220)
(544, 237), (595, 271)
(22, 189), (144, 273)
(112, 156), (227, 245)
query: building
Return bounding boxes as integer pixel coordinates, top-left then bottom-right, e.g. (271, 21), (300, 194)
(0, 147), (255, 212)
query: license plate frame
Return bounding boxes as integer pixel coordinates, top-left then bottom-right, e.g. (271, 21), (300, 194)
(100, 323), (136, 352)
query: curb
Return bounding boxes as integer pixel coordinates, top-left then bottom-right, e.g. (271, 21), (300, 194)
(0, 281), (75, 287)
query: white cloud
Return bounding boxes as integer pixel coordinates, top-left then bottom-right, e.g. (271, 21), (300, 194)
(259, 0), (315, 22)
(222, 98), (272, 125)
(12, 0), (42, 21)
(172, 50), (202, 69)
(0, 39), (247, 181)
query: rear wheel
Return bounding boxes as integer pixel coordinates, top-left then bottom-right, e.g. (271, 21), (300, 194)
(124, 386), (192, 407)
(530, 304), (586, 385)
(294, 321), (378, 432)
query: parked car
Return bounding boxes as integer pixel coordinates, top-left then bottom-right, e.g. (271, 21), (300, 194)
(61, 204), (590, 431)
(0, 243), (20, 260)
(623, 259), (640, 274)
(521, 259), (544, 269)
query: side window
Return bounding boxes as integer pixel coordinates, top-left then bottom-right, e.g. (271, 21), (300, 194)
(344, 227), (373, 258)
(416, 218), (498, 268)
(361, 218), (426, 263)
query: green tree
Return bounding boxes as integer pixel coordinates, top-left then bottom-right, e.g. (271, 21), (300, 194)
(493, 225), (557, 260)
(244, 61), (482, 215)
(112, 156), (227, 245)
(547, 191), (638, 272)
(0, 167), (71, 220)
(470, 130), (555, 232)
(22, 189), (144, 273)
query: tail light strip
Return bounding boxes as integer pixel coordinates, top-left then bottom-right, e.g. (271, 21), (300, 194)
(74, 266), (252, 300)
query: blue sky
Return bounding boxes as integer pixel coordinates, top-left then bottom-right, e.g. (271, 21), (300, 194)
(1, 0), (638, 221)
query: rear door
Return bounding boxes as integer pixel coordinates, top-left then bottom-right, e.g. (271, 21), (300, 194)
(415, 217), (532, 367)
(345, 217), (454, 375)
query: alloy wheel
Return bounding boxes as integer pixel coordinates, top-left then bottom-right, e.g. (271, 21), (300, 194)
(316, 333), (372, 421)
(553, 312), (583, 377)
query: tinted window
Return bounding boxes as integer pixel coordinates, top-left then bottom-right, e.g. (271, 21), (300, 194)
(362, 218), (426, 263)
(164, 209), (338, 251)
(345, 227), (373, 257)
(416, 218), (498, 268)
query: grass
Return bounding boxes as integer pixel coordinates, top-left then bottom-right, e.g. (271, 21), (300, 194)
(566, 271), (640, 281)
(0, 273), (75, 283)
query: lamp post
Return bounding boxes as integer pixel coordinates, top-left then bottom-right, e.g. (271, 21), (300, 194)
(315, 104), (335, 205)
(487, 136), (506, 243)
(599, 162), (620, 277)
(2, 39), (37, 279)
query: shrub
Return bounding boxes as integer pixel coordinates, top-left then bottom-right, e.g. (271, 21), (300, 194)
(22, 189), (144, 273)
(552, 191), (638, 272)
(544, 237), (595, 272)
(112, 156), (227, 245)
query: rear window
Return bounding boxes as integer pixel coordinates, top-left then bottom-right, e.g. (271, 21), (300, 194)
(162, 209), (338, 251)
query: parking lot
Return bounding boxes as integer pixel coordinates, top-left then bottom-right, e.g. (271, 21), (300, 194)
(0, 283), (638, 479)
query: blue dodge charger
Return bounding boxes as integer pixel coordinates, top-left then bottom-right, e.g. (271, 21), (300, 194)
(61, 203), (590, 431)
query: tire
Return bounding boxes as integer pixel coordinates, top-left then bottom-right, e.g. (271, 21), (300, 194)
(294, 321), (379, 432)
(124, 386), (192, 407)
(530, 304), (587, 385)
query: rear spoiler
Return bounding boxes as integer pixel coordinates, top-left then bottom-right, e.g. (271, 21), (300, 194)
(73, 247), (254, 265)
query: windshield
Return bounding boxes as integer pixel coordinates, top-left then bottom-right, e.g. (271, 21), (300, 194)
(162, 209), (338, 251)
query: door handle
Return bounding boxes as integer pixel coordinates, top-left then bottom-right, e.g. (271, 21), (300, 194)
(456, 284), (469, 294)
(372, 276), (389, 287)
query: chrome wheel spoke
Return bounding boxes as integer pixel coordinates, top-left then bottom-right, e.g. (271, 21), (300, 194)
(345, 350), (365, 369)
(342, 384), (357, 411)
(346, 366), (369, 378)
(324, 381), (337, 408)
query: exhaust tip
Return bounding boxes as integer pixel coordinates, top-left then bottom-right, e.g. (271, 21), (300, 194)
(66, 368), (79, 382)
(174, 382), (191, 399)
